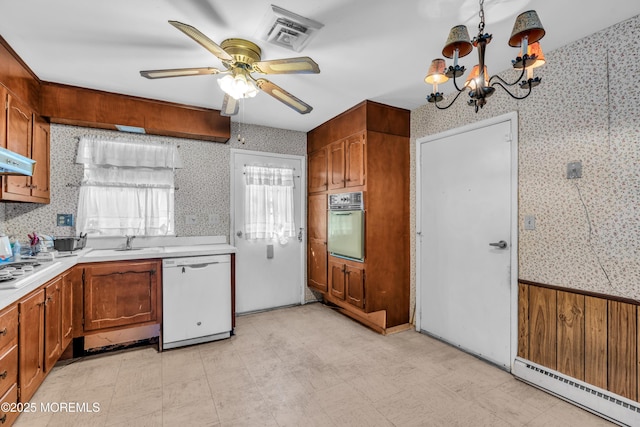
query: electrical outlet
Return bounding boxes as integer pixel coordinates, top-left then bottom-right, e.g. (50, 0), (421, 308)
(57, 214), (74, 226)
(185, 214), (198, 225)
(524, 215), (536, 230)
(567, 161), (582, 179)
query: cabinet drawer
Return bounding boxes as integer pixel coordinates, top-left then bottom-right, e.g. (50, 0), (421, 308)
(0, 383), (18, 426)
(0, 346), (17, 399)
(0, 307), (17, 355)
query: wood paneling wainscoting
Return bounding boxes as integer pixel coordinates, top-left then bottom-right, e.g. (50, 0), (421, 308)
(518, 281), (639, 402)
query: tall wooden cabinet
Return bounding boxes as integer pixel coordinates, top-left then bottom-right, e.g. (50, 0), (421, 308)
(307, 100), (410, 333)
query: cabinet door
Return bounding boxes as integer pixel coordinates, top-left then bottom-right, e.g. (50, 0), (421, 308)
(328, 260), (346, 300)
(84, 260), (160, 331)
(308, 194), (328, 292)
(4, 94), (32, 197)
(44, 277), (62, 372)
(308, 240), (328, 292)
(327, 140), (345, 190)
(18, 289), (45, 403)
(61, 270), (76, 351)
(31, 115), (50, 201)
(345, 133), (366, 188)
(346, 264), (365, 309)
(308, 148), (328, 193)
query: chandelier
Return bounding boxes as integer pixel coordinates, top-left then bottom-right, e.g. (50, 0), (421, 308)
(425, 0), (546, 112)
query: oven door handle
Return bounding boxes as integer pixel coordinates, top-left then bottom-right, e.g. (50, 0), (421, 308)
(332, 212), (353, 216)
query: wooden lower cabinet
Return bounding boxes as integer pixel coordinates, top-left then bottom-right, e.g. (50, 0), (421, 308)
(329, 258), (365, 310)
(328, 259), (346, 300)
(0, 305), (17, 426)
(18, 289), (45, 403)
(44, 277), (63, 372)
(0, 384), (19, 426)
(83, 260), (160, 332)
(345, 264), (365, 309)
(61, 269), (77, 350)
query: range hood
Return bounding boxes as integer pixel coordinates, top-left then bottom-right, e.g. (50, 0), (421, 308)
(0, 146), (35, 176)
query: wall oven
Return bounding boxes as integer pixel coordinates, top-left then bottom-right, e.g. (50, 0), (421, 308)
(328, 191), (364, 261)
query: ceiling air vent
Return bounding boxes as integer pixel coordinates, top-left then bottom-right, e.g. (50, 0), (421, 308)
(256, 5), (324, 52)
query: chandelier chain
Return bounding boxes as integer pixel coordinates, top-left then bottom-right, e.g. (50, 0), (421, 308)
(478, 0), (485, 34)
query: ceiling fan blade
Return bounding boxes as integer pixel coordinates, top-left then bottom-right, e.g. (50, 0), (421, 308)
(140, 67), (221, 79)
(168, 20), (234, 63)
(252, 57), (320, 74)
(255, 78), (313, 114)
(220, 94), (239, 116)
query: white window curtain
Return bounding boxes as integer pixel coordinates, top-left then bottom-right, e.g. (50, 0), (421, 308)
(244, 165), (295, 244)
(75, 136), (182, 236)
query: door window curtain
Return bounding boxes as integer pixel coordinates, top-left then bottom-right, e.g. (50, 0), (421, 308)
(75, 136), (182, 236)
(244, 165), (295, 244)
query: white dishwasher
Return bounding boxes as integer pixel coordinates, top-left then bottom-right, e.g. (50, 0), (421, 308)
(162, 254), (232, 349)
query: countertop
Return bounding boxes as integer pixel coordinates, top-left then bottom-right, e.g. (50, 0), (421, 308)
(0, 238), (236, 311)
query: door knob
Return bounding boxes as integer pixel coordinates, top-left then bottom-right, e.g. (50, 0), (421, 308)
(236, 231), (243, 237)
(489, 240), (508, 249)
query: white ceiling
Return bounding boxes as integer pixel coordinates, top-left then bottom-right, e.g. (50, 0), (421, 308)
(1, 1), (639, 133)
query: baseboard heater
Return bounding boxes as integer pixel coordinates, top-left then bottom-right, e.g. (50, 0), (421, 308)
(513, 358), (640, 426)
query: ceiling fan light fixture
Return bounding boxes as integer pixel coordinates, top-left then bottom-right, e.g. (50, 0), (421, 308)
(217, 72), (258, 100)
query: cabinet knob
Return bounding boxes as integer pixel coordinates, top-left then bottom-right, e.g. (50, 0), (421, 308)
(0, 413), (6, 423)
(0, 328), (6, 336)
(0, 370), (7, 380)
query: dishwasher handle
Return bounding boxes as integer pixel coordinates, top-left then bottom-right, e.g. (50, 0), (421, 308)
(178, 262), (220, 269)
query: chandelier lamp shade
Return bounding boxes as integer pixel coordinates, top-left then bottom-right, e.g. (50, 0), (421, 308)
(425, 0), (546, 112)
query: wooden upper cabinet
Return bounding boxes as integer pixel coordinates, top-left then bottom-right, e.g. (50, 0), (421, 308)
(0, 89), (51, 203)
(30, 115), (50, 201)
(327, 140), (346, 190)
(345, 133), (365, 188)
(83, 260), (160, 332)
(327, 133), (366, 191)
(4, 93), (32, 198)
(308, 148), (328, 194)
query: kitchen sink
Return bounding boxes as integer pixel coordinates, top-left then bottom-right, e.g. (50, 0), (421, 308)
(84, 247), (165, 257)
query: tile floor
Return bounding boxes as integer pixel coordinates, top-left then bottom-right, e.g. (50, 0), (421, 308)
(15, 303), (612, 426)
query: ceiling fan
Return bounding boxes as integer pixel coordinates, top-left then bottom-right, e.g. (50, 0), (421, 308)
(140, 21), (320, 116)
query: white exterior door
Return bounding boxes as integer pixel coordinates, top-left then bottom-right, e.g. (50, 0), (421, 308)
(416, 113), (518, 369)
(231, 149), (306, 314)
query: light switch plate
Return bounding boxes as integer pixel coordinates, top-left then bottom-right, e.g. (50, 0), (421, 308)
(524, 215), (536, 230)
(208, 213), (220, 225)
(185, 214), (198, 225)
(567, 161), (582, 179)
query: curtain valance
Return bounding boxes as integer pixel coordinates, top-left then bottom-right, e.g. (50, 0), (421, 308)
(76, 136), (182, 168)
(245, 165), (294, 187)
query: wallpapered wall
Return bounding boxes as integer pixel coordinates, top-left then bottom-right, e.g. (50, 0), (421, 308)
(0, 121), (317, 301)
(410, 14), (639, 305)
(1, 122), (306, 239)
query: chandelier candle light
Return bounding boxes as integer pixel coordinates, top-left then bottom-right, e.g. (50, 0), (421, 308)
(425, 0), (546, 112)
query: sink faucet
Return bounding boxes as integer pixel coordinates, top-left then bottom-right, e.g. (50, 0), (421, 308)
(124, 235), (136, 250)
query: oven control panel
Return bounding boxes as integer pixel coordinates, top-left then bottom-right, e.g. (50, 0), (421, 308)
(329, 191), (363, 210)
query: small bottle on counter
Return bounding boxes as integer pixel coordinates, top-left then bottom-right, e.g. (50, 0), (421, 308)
(11, 239), (21, 261)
